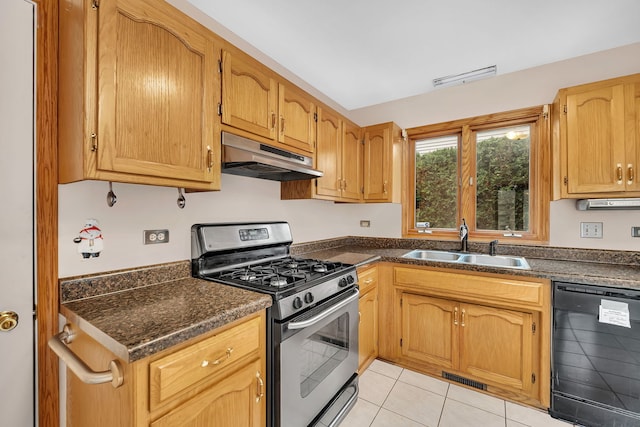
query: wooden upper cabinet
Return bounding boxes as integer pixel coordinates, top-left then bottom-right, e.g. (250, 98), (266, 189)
(315, 107), (343, 198)
(221, 50), (278, 141)
(342, 121), (364, 201)
(363, 122), (402, 202)
(281, 108), (363, 202)
(220, 49), (315, 154)
(554, 73), (640, 198)
(58, 0), (221, 190)
(278, 83), (316, 153)
(566, 85), (625, 193)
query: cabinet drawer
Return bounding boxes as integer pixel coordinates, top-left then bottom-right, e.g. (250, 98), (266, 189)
(358, 266), (378, 294)
(149, 315), (261, 407)
(394, 267), (545, 308)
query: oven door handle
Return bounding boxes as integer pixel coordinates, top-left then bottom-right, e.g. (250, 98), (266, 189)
(287, 289), (359, 330)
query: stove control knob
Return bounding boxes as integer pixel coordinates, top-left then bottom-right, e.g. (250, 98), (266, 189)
(304, 292), (314, 304)
(347, 275), (355, 284)
(338, 278), (348, 287)
(293, 297), (303, 310)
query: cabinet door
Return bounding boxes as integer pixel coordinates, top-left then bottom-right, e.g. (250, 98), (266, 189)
(566, 84), (626, 193)
(358, 288), (378, 373)
(626, 82), (640, 192)
(151, 360), (265, 427)
(278, 83), (316, 153)
(342, 122), (363, 201)
(221, 50), (278, 141)
(315, 107), (343, 198)
(400, 293), (458, 370)
(363, 124), (391, 201)
(459, 304), (533, 393)
(97, 0), (219, 184)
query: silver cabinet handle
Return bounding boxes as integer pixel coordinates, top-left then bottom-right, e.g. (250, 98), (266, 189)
(48, 324), (123, 388)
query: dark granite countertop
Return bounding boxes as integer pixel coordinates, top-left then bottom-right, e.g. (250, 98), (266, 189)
(293, 238), (640, 290)
(60, 264), (271, 363)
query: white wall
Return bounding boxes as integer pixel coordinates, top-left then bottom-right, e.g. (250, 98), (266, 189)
(58, 175), (401, 277)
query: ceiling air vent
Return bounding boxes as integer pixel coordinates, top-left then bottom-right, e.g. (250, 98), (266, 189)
(576, 198), (640, 210)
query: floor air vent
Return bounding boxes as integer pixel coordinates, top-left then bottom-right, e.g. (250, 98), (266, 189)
(442, 372), (487, 390)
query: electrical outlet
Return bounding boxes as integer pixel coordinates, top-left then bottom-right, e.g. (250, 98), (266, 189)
(144, 229), (169, 244)
(360, 220), (371, 228)
(580, 222), (603, 238)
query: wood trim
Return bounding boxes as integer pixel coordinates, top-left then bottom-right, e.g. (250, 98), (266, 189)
(34, 0), (59, 425)
(406, 106), (545, 138)
(402, 106), (550, 244)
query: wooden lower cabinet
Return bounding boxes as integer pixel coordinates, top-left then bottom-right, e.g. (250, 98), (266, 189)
(460, 303), (533, 394)
(399, 292), (534, 395)
(358, 265), (378, 373)
(150, 359), (263, 427)
(65, 312), (266, 427)
(400, 293), (457, 370)
(377, 263), (550, 408)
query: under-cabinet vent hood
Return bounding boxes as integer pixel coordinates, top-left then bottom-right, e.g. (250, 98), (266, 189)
(221, 132), (323, 182)
(576, 198), (640, 210)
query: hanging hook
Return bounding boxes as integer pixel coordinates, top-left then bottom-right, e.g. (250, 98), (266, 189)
(177, 188), (186, 209)
(106, 182), (117, 207)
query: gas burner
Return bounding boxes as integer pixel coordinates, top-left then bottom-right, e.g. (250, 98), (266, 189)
(284, 261), (298, 269)
(269, 277), (289, 287)
(312, 263), (328, 273)
(240, 273), (257, 281)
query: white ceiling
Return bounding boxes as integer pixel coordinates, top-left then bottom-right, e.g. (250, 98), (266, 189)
(187, 0), (640, 111)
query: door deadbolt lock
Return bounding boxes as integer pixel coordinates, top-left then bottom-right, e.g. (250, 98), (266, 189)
(0, 311), (19, 332)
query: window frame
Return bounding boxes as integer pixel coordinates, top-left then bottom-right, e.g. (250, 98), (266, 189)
(402, 106), (550, 244)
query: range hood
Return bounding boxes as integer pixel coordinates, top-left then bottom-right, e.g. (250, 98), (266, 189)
(221, 132), (323, 182)
(576, 198), (640, 210)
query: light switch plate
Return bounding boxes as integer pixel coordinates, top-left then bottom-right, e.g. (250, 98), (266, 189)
(580, 222), (603, 238)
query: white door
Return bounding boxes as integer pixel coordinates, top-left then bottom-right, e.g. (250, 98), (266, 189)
(0, 1), (36, 425)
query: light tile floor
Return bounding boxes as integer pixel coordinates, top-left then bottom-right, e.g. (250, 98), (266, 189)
(339, 359), (575, 427)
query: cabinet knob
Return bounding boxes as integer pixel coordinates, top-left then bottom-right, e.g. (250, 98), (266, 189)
(628, 164), (634, 184)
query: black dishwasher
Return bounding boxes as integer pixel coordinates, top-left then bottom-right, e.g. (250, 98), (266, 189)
(551, 282), (640, 426)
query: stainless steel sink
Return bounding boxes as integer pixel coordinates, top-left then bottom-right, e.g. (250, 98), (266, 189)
(402, 250), (530, 270)
(402, 249), (463, 262)
(458, 254), (530, 269)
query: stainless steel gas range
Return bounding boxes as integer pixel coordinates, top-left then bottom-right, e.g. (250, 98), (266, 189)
(191, 222), (359, 427)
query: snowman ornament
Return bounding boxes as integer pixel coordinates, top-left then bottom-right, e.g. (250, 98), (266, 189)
(73, 219), (104, 258)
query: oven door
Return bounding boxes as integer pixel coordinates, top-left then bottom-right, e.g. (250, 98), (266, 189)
(279, 287), (359, 427)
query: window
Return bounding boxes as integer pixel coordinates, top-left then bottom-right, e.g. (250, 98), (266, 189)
(403, 106), (549, 243)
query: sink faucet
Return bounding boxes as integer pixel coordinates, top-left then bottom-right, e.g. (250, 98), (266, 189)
(489, 240), (499, 256)
(459, 218), (469, 252)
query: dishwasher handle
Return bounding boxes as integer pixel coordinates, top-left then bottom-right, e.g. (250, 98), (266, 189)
(48, 324), (124, 388)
